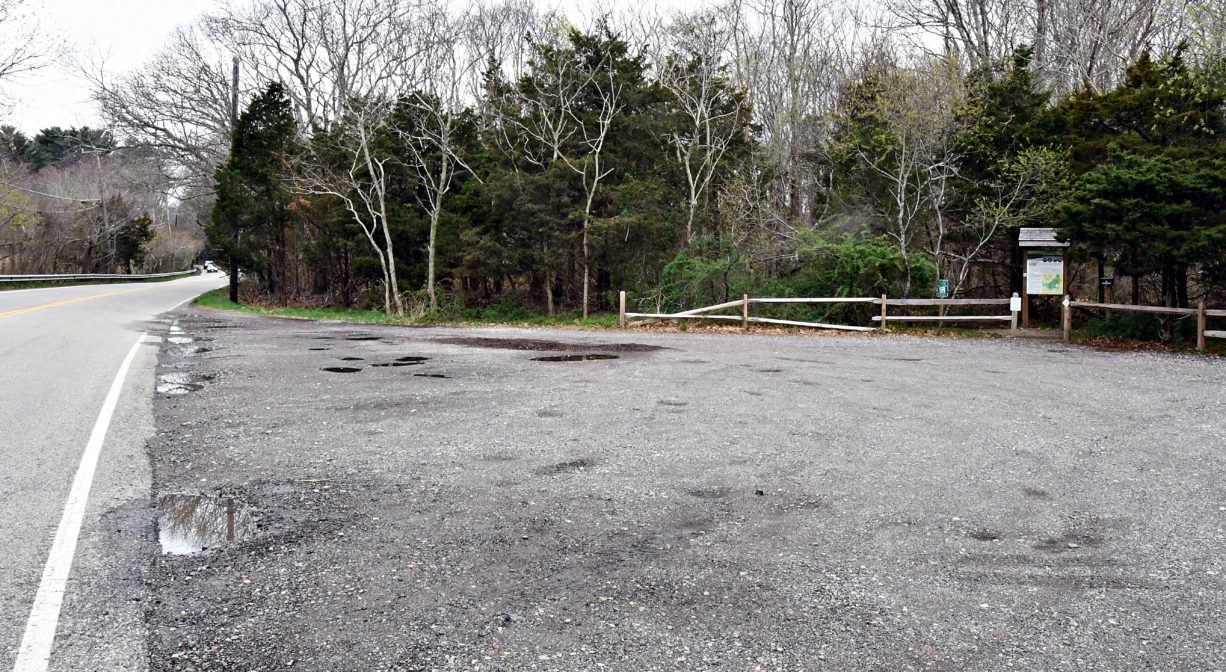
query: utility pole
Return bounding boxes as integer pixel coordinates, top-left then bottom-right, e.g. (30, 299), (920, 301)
(228, 55), (241, 303)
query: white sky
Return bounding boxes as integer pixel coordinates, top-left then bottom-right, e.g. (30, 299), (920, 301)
(5, 0), (214, 132)
(2, 0), (705, 134)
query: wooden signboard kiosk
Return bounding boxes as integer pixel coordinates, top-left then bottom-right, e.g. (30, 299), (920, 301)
(1019, 227), (1070, 328)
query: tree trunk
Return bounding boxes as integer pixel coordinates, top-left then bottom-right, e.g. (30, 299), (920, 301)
(1161, 267), (1175, 344)
(427, 207), (439, 310)
(228, 252), (239, 304)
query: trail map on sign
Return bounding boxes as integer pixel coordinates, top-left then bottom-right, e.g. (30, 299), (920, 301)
(1027, 253), (1064, 296)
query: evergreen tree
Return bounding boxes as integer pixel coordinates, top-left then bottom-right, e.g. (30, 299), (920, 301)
(208, 82), (297, 303)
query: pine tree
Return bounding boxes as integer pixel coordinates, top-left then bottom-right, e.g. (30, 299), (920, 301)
(208, 82), (297, 304)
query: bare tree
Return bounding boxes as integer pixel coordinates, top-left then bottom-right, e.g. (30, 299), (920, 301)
(843, 54), (966, 296)
(660, 8), (749, 245)
(85, 26), (236, 199)
(0, 0), (59, 86)
(394, 6), (482, 310)
(292, 100), (405, 315)
(207, 0), (425, 130)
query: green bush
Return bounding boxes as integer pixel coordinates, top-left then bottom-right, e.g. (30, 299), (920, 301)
(1083, 311), (1198, 343)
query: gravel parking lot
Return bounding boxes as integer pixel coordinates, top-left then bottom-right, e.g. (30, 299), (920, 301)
(143, 309), (1226, 671)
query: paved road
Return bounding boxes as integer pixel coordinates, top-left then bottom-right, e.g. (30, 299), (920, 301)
(0, 275), (225, 671)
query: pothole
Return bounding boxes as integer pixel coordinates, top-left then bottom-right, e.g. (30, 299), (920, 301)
(534, 458), (596, 475)
(436, 336), (663, 352)
(157, 372), (203, 395)
(413, 373), (448, 378)
(371, 361), (421, 367)
(396, 356), (429, 363)
(339, 356), (364, 361)
(158, 494), (254, 555)
(687, 487), (731, 500)
(322, 366), (362, 373)
(532, 354), (619, 362)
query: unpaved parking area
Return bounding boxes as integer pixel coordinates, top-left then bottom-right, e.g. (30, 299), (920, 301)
(144, 310), (1226, 671)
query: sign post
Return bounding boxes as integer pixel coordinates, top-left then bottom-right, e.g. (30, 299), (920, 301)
(1018, 228), (1071, 328)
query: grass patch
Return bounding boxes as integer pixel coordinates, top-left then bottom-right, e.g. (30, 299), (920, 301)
(193, 289), (620, 329)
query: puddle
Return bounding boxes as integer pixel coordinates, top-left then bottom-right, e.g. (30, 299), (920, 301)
(413, 373), (449, 378)
(532, 354), (619, 362)
(157, 372), (203, 395)
(340, 356), (364, 361)
(322, 366), (362, 373)
(158, 494), (254, 555)
(436, 336), (663, 352)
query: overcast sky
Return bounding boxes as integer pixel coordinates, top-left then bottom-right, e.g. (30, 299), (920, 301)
(2, 0), (705, 134)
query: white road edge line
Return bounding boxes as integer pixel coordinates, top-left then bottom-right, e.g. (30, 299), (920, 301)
(13, 333), (149, 672)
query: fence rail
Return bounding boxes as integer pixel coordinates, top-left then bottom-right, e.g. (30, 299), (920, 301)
(0, 270), (197, 283)
(1063, 296), (1223, 351)
(620, 292), (1021, 332)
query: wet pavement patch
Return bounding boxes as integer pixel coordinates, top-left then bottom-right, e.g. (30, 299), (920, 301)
(532, 354), (620, 362)
(435, 336), (663, 352)
(322, 366), (362, 373)
(157, 372), (203, 395)
(158, 494), (254, 555)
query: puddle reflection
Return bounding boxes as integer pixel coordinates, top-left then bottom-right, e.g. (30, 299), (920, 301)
(158, 494), (254, 555)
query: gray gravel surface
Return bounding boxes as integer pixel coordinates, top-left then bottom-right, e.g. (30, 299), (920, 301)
(144, 310), (1226, 671)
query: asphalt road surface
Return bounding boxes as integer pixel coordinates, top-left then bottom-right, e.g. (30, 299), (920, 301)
(0, 275), (225, 671)
(143, 312), (1224, 671)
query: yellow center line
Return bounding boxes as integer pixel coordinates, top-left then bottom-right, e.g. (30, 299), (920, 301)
(0, 286), (150, 321)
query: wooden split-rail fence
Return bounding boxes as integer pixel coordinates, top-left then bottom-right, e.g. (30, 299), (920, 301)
(619, 292), (1022, 333)
(1060, 297), (1226, 352)
(620, 290), (1225, 352)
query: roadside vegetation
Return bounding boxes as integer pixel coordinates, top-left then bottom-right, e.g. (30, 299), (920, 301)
(3, 0), (1225, 343)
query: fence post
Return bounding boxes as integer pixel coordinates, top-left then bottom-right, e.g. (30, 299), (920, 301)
(1010, 292), (1019, 331)
(619, 291), (626, 329)
(742, 294), (749, 329)
(1198, 299), (1207, 352)
(880, 294), (888, 330)
(1062, 294), (1072, 342)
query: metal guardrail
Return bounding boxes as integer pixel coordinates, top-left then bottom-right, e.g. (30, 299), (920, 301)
(0, 270), (198, 283)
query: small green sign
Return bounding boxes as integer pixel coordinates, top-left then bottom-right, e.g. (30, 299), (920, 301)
(936, 279), (950, 299)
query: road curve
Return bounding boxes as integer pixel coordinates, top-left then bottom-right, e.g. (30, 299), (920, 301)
(0, 275), (226, 670)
